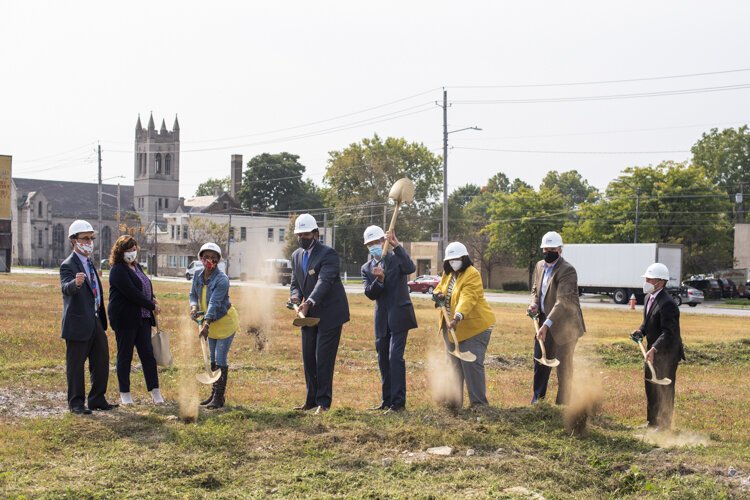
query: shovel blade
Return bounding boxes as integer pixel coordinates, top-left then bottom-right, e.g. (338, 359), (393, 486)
(647, 377), (672, 386)
(196, 369), (221, 385)
(534, 356), (560, 368)
(448, 348), (477, 363)
(293, 317), (320, 327)
(389, 177), (415, 203)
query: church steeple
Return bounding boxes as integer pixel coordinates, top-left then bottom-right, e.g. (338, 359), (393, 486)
(135, 114), (142, 132)
(160, 118), (167, 134)
(147, 112), (155, 131)
(173, 115), (180, 131)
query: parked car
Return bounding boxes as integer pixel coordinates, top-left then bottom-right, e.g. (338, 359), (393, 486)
(100, 259), (110, 271)
(668, 286), (704, 307)
(407, 275), (440, 294)
(681, 277), (723, 300)
(185, 260), (226, 280)
(263, 258), (292, 286)
(716, 278), (738, 299)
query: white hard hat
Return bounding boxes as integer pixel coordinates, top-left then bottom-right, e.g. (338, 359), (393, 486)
(68, 220), (96, 238)
(540, 231), (563, 248)
(363, 225), (385, 244)
(294, 213), (319, 234)
(642, 263), (670, 281)
(198, 242), (222, 259)
(444, 241), (469, 261)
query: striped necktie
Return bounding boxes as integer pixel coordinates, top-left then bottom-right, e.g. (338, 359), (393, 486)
(87, 259), (100, 311)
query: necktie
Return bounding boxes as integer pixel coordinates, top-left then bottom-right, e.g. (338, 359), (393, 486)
(646, 294), (655, 314)
(88, 259), (100, 311)
(302, 250), (309, 271)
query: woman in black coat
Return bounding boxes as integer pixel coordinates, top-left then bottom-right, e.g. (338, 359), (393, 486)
(107, 235), (163, 405)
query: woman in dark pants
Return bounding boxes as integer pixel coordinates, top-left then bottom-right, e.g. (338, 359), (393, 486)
(107, 235), (163, 405)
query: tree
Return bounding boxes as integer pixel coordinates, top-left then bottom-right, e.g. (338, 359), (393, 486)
(282, 214), (298, 260)
(691, 125), (750, 219)
(486, 172), (511, 194)
(239, 153), (323, 213)
(485, 186), (567, 286)
(195, 177), (230, 197)
(510, 178), (532, 193)
(540, 170), (599, 208)
(460, 191), (511, 288)
(186, 217), (229, 259)
(324, 135), (442, 266)
(562, 161), (733, 275)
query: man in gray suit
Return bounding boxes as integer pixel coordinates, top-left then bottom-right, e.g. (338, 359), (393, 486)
(289, 214), (350, 414)
(527, 231), (586, 405)
(60, 220), (116, 414)
(361, 226), (417, 414)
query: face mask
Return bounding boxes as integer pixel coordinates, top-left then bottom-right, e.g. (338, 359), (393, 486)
(449, 260), (463, 272)
(201, 257), (217, 271)
(123, 250), (138, 263)
(76, 241), (94, 255)
(298, 237), (314, 250)
(643, 282), (655, 294)
(543, 251), (559, 264)
(369, 245), (383, 260)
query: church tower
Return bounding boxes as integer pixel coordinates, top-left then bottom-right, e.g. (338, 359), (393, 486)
(134, 113), (180, 222)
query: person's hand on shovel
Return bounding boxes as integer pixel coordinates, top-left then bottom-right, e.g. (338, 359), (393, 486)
(536, 323), (549, 343)
(645, 346), (656, 364)
(372, 266), (385, 283)
(298, 300), (311, 317)
(433, 292), (445, 308)
(199, 321), (210, 340)
(386, 229), (400, 249)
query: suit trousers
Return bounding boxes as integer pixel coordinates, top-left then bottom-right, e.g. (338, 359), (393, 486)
(442, 327), (492, 407)
(301, 324), (342, 409)
(114, 317), (159, 393)
(375, 329), (408, 408)
(65, 319), (110, 409)
(532, 313), (576, 405)
(645, 349), (680, 428)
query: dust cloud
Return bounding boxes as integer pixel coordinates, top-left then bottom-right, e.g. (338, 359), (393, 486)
(427, 343), (463, 409)
(563, 357), (603, 436)
(177, 313), (199, 423)
(637, 429), (711, 448)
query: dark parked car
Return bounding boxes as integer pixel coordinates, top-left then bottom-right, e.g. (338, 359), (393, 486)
(681, 277), (722, 300)
(716, 278), (738, 299)
(407, 275), (440, 294)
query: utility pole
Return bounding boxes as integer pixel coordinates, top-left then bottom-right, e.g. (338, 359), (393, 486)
(322, 212), (328, 246)
(441, 89), (448, 262)
(226, 212), (232, 277)
(97, 144), (102, 264)
(634, 187), (641, 243)
(383, 204), (387, 229)
(737, 183), (745, 223)
(153, 201), (158, 277)
(116, 182), (121, 231)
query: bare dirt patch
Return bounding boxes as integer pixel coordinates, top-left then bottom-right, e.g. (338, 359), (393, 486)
(0, 387), (67, 419)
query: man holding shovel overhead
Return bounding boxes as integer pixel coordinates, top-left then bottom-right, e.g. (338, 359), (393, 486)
(289, 214), (350, 415)
(528, 231), (585, 405)
(630, 263), (685, 430)
(361, 225), (417, 414)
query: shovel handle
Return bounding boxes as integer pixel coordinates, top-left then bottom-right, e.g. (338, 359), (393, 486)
(293, 303), (307, 320)
(530, 317), (549, 358)
(637, 339), (660, 380)
(381, 202), (401, 256)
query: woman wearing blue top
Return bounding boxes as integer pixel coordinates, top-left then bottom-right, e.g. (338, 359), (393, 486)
(107, 235), (163, 405)
(189, 242), (240, 409)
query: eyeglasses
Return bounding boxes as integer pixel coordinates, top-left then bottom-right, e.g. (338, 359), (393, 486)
(77, 236), (96, 242)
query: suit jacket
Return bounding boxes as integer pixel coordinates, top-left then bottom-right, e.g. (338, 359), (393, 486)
(434, 265), (495, 342)
(290, 241), (350, 331)
(638, 289), (685, 359)
(60, 251), (107, 341)
(361, 245), (418, 338)
(107, 262), (156, 332)
(529, 256), (586, 344)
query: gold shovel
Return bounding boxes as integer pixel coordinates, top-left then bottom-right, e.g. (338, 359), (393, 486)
(292, 303), (320, 328)
(380, 178), (416, 256)
(439, 305), (477, 362)
(192, 312), (221, 385)
(637, 339), (672, 385)
(530, 315), (560, 368)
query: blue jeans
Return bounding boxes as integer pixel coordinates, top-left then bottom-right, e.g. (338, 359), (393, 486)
(208, 334), (235, 367)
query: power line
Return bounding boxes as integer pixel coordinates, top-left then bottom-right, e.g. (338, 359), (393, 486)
(452, 83), (750, 104)
(449, 67), (750, 89)
(453, 146), (688, 155)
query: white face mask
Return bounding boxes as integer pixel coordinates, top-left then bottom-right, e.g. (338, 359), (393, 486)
(449, 260), (463, 272)
(643, 281), (655, 294)
(124, 250), (138, 263)
(76, 241), (94, 255)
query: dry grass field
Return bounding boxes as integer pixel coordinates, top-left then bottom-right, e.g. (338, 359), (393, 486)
(0, 272), (748, 498)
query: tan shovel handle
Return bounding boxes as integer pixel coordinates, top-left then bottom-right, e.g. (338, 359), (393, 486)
(381, 202), (401, 256)
(293, 303), (307, 320)
(638, 339), (661, 382)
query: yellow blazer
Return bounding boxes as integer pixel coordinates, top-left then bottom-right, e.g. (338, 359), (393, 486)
(435, 265), (495, 342)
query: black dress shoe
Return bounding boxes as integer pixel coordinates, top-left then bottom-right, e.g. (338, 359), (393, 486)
(314, 406), (329, 415)
(70, 406), (92, 415)
(368, 403), (388, 411)
(91, 403), (118, 411)
(384, 406), (405, 415)
(293, 403), (316, 411)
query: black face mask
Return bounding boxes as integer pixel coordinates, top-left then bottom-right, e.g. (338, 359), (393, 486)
(543, 251), (559, 264)
(298, 237), (314, 250)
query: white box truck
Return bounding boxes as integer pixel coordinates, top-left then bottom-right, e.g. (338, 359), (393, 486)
(562, 243), (683, 304)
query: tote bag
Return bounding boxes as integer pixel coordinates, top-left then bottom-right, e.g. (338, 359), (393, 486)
(151, 318), (173, 367)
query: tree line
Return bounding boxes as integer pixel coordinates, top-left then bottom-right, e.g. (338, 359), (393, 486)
(196, 126), (750, 285)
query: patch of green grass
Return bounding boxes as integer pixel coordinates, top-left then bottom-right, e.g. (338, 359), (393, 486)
(596, 339), (750, 366)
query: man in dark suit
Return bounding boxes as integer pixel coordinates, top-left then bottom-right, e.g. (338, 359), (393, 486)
(361, 226), (417, 414)
(527, 231), (586, 405)
(289, 214), (350, 414)
(630, 263), (685, 430)
(59, 220), (116, 414)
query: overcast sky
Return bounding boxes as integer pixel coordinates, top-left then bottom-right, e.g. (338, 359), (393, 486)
(3, 1), (750, 199)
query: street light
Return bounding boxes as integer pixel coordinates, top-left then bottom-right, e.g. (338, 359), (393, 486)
(442, 124), (482, 260)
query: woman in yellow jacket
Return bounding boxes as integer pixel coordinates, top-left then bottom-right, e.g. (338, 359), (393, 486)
(433, 242), (495, 408)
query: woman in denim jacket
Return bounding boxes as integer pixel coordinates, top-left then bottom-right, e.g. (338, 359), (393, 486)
(189, 242), (240, 409)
